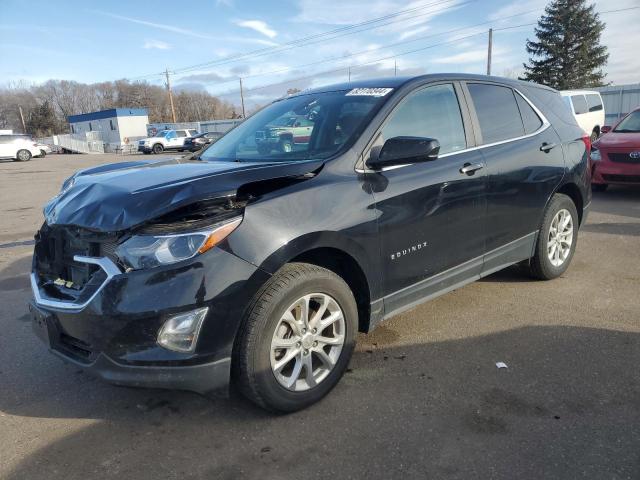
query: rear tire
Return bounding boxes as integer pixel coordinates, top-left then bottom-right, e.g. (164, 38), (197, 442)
(526, 193), (578, 280)
(152, 143), (164, 154)
(15, 149), (32, 162)
(39, 150), (46, 158)
(234, 263), (358, 412)
(592, 183), (608, 192)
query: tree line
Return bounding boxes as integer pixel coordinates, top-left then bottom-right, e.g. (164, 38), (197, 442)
(0, 79), (240, 137)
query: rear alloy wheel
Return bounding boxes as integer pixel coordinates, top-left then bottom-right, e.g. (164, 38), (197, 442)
(234, 263), (357, 412)
(152, 143), (164, 154)
(16, 149), (32, 162)
(527, 193), (578, 280)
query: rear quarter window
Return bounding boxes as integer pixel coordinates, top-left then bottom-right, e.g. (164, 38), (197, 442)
(515, 93), (543, 134)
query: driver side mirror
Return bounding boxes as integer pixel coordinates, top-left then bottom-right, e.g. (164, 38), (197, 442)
(367, 136), (440, 170)
(600, 125), (611, 134)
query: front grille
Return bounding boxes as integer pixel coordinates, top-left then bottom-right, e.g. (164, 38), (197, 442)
(34, 224), (120, 291)
(255, 131), (266, 140)
(608, 152), (640, 164)
(602, 174), (640, 183)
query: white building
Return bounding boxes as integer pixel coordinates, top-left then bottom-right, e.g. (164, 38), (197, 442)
(68, 108), (149, 151)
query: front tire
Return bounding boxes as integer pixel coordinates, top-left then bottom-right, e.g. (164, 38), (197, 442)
(152, 143), (164, 154)
(527, 193), (578, 280)
(39, 150), (46, 158)
(234, 263), (358, 412)
(278, 138), (293, 153)
(15, 149), (32, 162)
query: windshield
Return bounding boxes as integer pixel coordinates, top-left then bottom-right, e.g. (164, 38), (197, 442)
(154, 130), (171, 137)
(614, 111), (640, 133)
(199, 90), (389, 163)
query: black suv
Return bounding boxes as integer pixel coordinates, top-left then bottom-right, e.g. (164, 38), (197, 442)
(30, 75), (591, 412)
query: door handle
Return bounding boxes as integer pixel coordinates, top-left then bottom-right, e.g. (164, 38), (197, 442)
(540, 142), (558, 152)
(460, 162), (484, 175)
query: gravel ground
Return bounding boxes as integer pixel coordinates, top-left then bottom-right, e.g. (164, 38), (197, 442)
(0, 154), (638, 479)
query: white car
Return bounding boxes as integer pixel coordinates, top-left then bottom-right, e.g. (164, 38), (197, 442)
(0, 134), (41, 161)
(36, 143), (52, 157)
(137, 129), (199, 154)
(560, 90), (605, 141)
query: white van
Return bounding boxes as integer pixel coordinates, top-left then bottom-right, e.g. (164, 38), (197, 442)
(560, 90), (605, 141)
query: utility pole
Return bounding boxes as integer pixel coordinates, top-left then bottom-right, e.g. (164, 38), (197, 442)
(239, 78), (246, 118)
(348, 67), (351, 82)
(394, 59), (397, 77)
(165, 68), (177, 123)
(18, 106), (26, 133)
(486, 28), (493, 76)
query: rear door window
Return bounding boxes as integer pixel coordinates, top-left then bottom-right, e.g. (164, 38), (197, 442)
(467, 83), (524, 144)
(571, 95), (588, 115)
(515, 93), (543, 134)
(176, 130), (187, 137)
(380, 83), (466, 154)
(586, 94), (603, 112)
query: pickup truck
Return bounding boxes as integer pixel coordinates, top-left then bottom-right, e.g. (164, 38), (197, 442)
(138, 129), (199, 154)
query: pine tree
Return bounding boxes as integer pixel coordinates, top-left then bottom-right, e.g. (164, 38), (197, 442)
(521, 0), (608, 89)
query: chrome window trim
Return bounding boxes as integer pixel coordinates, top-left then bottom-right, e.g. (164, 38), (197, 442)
(357, 87), (551, 173)
(31, 255), (121, 312)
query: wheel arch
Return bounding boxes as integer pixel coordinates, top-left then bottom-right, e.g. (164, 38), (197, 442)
(291, 247), (372, 333)
(555, 182), (584, 225)
(248, 232), (377, 333)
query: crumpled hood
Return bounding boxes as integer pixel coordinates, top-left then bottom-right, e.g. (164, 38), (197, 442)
(44, 157), (323, 232)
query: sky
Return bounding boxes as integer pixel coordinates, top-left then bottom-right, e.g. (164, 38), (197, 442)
(1, 0), (638, 109)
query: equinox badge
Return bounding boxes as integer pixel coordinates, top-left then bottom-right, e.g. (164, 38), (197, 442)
(390, 241), (428, 261)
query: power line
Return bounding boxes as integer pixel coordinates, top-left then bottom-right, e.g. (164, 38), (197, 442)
(208, 5), (640, 103)
(129, 0), (469, 80)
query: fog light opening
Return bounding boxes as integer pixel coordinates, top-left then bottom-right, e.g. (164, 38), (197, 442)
(157, 307), (209, 353)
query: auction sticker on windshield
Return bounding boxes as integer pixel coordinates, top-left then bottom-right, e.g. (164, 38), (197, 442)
(346, 88), (393, 97)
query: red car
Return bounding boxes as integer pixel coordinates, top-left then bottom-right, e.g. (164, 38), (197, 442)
(591, 107), (640, 191)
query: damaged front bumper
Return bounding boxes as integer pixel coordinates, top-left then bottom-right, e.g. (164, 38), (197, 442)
(29, 245), (270, 394)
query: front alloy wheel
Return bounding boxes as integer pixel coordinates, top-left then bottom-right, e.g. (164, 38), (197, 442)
(234, 263), (357, 412)
(271, 293), (345, 391)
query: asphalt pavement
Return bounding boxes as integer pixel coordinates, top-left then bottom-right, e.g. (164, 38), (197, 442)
(0, 154), (638, 479)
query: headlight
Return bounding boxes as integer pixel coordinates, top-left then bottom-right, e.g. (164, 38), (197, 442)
(591, 148), (601, 161)
(116, 217), (242, 270)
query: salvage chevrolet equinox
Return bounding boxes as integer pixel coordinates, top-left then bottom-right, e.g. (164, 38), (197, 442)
(30, 75), (591, 412)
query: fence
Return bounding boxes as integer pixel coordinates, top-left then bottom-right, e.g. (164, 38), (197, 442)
(595, 83), (640, 124)
(54, 133), (105, 154)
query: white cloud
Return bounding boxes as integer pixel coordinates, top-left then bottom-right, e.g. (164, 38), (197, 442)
(143, 40), (170, 50)
(216, 0), (233, 6)
(91, 11), (214, 39)
(235, 20), (277, 39)
(432, 49), (488, 64)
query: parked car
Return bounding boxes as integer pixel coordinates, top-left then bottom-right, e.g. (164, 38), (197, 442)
(138, 129), (199, 154)
(255, 115), (315, 154)
(30, 74), (590, 412)
(0, 134), (41, 161)
(560, 90), (605, 141)
(184, 131), (225, 152)
(591, 106), (640, 191)
(36, 143), (52, 157)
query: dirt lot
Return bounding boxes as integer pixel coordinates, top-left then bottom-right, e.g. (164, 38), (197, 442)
(0, 154), (638, 479)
